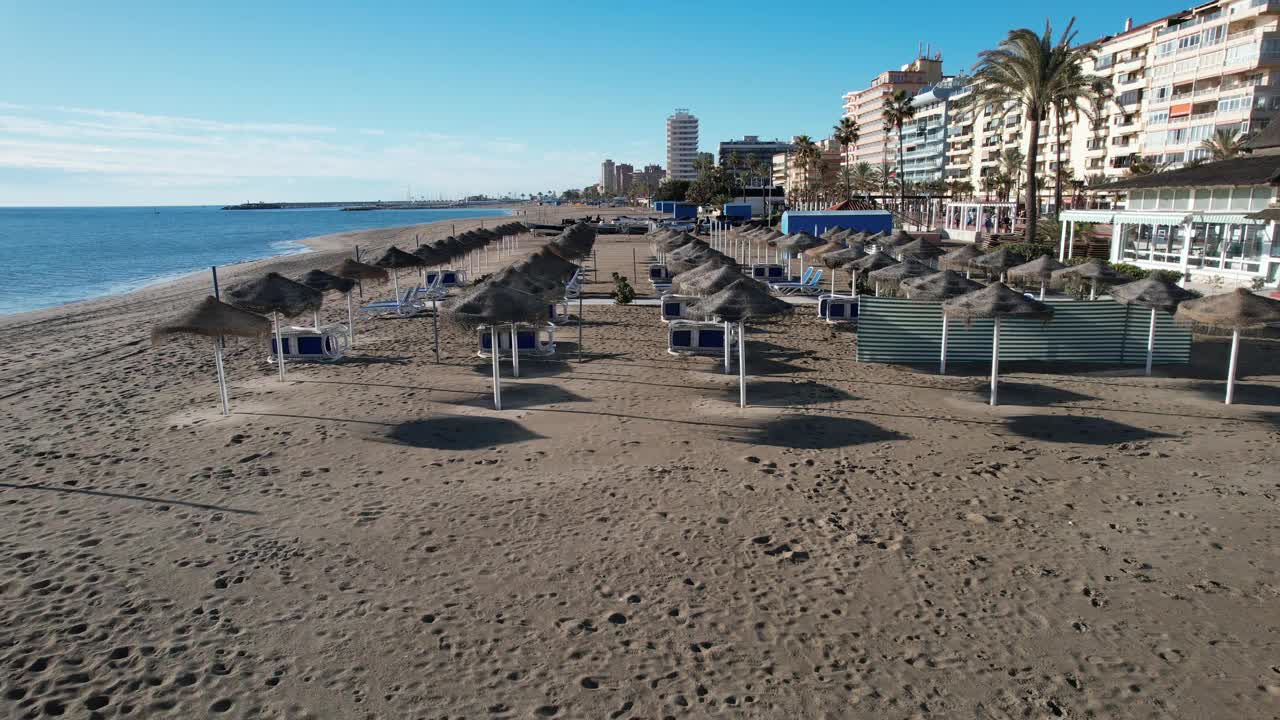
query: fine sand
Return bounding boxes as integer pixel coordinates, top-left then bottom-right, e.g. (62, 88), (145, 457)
(2, 207), (1278, 719)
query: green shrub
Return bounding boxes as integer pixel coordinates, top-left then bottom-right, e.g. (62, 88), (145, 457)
(1000, 241), (1056, 260)
(610, 272), (635, 305)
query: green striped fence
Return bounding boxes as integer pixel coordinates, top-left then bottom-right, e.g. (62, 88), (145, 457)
(855, 297), (1191, 365)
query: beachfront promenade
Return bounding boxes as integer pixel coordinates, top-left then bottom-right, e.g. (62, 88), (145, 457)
(0, 207), (1277, 719)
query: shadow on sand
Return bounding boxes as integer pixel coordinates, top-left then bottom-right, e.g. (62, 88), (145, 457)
(1004, 415), (1172, 444)
(384, 416), (544, 449)
(717, 380), (856, 408)
(967, 381), (1093, 407)
(725, 415), (906, 449)
(1185, 380), (1280, 407)
(439, 382), (588, 411)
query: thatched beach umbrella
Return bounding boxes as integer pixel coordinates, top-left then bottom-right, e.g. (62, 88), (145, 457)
(901, 270), (985, 374)
(1052, 259), (1125, 300)
(667, 242), (729, 274)
(867, 258), (931, 297)
(880, 229), (916, 250)
(329, 255), (387, 307)
(299, 269), (357, 347)
(775, 233), (823, 280)
(689, 279), (794, 408)
(1008, 254), (1066, 300)
(1110, 278), (1198, 376)
(821, 245), (867, 293)
(152, 296), (271, 415)
(939, 244), (983, 275)
(443, 281), (551, 410)
(895, 238), (944, 263)
(226, 272), (323, 382)
(970, 247), (1026, 283)
(549, 223), (597, 260)
(848, 251), (899, 295)
(374, 246), (427, 313)
(1174, 288), (1280, 404)
(942, 283), (1054, 406)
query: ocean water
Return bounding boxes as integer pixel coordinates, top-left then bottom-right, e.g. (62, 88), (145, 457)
(0, 205), (511, 316)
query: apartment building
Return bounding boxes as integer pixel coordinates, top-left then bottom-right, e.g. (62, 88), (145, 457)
(600, 159), (616, 194)
(842, 55), (944, 168)
(666, 109), (700, 181)
(945, 0), (1280, 210)
(895, 77), (965, 185)
(718, 136), (793, 185)
(771, 139), (843, 200)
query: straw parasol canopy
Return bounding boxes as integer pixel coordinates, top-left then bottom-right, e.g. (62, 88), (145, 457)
(1009, 254), (1066, 281)
(775, 232), (823, 254)
(939, 244), (983, 271)
(329, 258), (389, 282)
(943, 283), (1054, 406)
(821, 245), (867, 269)
(690, 279), (794, 323)
(1051, 258), (1124, 285)
(942, 281), (1053, 321)
(442, 281), (551, 330)
(881, 229), (916, 249)
(804, 240), (847, 259)
(895, 238), (944, 261)
(868, 258), (932, 286)
(516, 246), (580, 286)
(900, 270), (985, 301)
(659, 231), (699, 253)
(299, 269), (356, 295)
(669, 259), (733, 293)
(1111, 278), (1198, 313)
(1175, 288), (1280, 329)
(549, 223), (597, 259)
(1175, 288), (1280, 403)
(375, 246), (427, 269)
(412, 244), (447, 265)
(152, 296), (270, 344)
(675, 265), (759, 297)
(970, 247), (1026, 276)
(667, 243), (729, 274)
(849, 250), (899, 274)
(226, 272), (323, 317)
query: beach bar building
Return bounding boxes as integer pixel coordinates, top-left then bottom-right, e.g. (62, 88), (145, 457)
(942, 201), (1018, 242)
(781, 209), (892, 236)
(1058, 150), (1280, 286)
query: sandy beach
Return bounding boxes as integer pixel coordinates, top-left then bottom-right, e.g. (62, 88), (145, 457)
(1, 207), (1278, 719)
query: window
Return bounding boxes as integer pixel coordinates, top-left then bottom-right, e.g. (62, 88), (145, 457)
(1151, 84), (1173, 103)
(1147, 110), (1170, 124)
(1174, 58), (1199, 74)
(1156, 39), (1176, 58)
(1117, 89), (1143, 105)
(1167, 127), (1189, 144)
(1095, 53), (1115, 69)
(1225, 43), (1259, 64)
(1218, 94), (1250, 113)
(1178, 33), (1202, 52)
(1151, 63), (1175, 80)
(1187, 124), (1214, 142)
(1201, 25), (1226, 47)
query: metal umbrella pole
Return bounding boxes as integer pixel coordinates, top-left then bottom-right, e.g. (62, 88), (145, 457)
(211, 266), (231, 414)
(738, 322), (747, 408)
(989, 317), (1001, 406)
(491, 326), (502, 410)
(1225, 328), (1240, 404)
(432, 296), (440, 363)
(346, 293), (355, 349)
(940, 313), (949, 375)
(577, 294), (584, 363)
(723, 321), (732, 374)
(1145, 308), (1157, 376)
(273, 312), (287, 382)
(510, 323), (520, 378)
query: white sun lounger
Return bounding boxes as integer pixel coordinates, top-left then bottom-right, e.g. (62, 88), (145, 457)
(269, 325), (349, 363)
(477, 324), (557, 357)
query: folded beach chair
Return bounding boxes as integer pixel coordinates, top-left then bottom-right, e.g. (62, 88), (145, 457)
(269, 324), (349, 363)
(659, 294), (699, 323)
(362, 287), (425, 317)
(817, 294), (860, 323)
(564, 269), (583, 299)
(667, 320), (738, 357)
(750, 264), (787, 281)
(788, 269), (825, 296)
(477, 324), (557, 357)
(769, 267), (819, 295)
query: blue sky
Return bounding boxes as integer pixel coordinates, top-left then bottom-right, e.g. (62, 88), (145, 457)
(2, 0), (1183, 206)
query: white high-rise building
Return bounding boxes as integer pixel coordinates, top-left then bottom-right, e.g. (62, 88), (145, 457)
(600, 159), (616, 194)
(666, 109), (700, 181)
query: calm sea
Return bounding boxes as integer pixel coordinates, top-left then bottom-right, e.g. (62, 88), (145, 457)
(0, 205), (511, 315)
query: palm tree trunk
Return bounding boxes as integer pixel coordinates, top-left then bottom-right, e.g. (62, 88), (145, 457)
(897, 124), (906, 214)
(1024, 114), (1041, 243)
(1053, 107), (1064, 220)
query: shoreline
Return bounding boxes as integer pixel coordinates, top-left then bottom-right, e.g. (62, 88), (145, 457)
(0, 206), (518, 329)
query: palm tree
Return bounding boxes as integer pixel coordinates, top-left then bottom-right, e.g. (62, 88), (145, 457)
(1128, 156), (1173, 176)
(1201, 128), (1248, 161)
(792, 135), (821, 201)
(971, 18), (1096, 242)
(998, 147), (1024, 202)
(833, 117), (860, 169)
(849, 162), (879, 197)
(882, 89), (917, 210)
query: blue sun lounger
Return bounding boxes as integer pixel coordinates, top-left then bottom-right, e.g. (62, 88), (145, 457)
(269, 325), (349, 362)
(817, 294), (860, 323)
(362, 287), (425, 317)
(667, 320), (738, 356)
(659, 294), (699, 323)
(770, 267), (823, 296)
(749, 264), (787, 281)
(477, 324), (557, 357)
